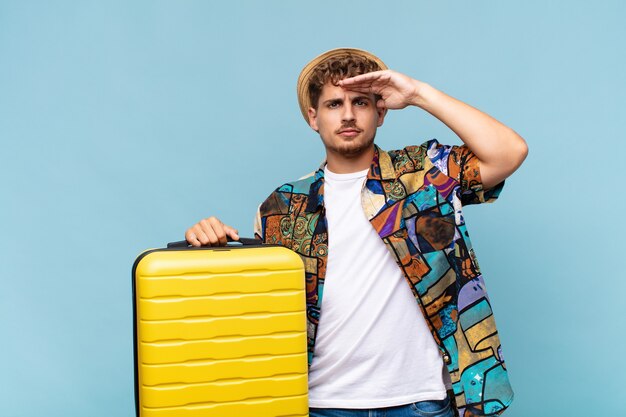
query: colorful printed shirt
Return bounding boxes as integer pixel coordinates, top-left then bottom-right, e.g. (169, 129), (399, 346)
(253, 139), (514, 416)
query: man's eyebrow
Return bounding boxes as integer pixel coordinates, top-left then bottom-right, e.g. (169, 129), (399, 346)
(322, 96), (371, 105)
(322, 98), (344, 105)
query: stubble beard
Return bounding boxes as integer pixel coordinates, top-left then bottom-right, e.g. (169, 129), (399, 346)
(325, 131), (376, 159)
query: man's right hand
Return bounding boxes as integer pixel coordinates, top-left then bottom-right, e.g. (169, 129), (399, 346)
(185, 217), (239, 247)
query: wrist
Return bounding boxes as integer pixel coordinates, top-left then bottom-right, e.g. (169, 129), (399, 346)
(409, 81), (438, 109)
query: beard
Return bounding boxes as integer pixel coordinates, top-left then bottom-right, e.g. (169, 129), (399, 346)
(322, 130), (376, 159)
(332, 138), (374, 158)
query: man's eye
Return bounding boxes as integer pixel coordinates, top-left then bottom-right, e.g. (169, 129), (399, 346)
(355, 100), (368, 106)
(328, 102), (340, 108)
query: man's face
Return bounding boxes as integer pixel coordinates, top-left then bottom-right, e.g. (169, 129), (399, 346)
(307, 81), (386, 159)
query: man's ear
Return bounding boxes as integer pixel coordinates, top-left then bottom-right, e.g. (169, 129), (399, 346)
(308, 107), (319, 132)
(376, 99), (388, 127)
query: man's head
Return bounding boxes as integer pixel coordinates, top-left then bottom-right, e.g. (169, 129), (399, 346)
(297, 48), (388, 160)
(306, 54), (383, 113)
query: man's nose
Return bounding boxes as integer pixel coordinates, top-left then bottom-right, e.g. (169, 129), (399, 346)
(341, 103), (355, 122)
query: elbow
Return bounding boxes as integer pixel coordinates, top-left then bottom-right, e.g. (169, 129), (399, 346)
(507, 129), (529, 168)
(517, 137), (529, 166)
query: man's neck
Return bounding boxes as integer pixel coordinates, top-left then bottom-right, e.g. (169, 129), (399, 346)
(325, 145), (375, 174)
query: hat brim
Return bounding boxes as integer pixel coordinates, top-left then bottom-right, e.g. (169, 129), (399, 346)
(296, 47), (388, 124)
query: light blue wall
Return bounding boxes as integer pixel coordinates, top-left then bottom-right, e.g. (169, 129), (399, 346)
(1, 1), (624, 416)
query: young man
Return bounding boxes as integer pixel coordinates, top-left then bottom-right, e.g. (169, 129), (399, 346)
(185, 48), (528, 417)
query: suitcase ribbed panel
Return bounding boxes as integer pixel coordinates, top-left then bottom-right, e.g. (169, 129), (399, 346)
(134, 246), (308, 417)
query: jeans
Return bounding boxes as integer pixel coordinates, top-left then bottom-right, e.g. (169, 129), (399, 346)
(309, 395), (454, 417)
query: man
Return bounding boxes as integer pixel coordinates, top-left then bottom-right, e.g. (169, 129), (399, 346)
(185, 48), (528, 417)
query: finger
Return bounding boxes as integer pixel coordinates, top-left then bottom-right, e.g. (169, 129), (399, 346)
(203, 225), (221, 246)
(339, 79), (376, 91)
(208, 217), (228, 246)
(338, 70), (385, 86)
(340, 79), (384, 96)
(224, 225), (239, 241)
(193, 224), (211, 246)
(198, 219), (215, 244)
(185, 228), (201, 247)
(343, 84), (376, 94)
(199, 219), (220, 246)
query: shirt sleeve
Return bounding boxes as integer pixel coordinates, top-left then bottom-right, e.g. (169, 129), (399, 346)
(426, 138), (505, 205)
(253, 203), (263, 241)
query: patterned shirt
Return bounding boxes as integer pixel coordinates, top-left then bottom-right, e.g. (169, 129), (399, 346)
(253, 139), (514, 416)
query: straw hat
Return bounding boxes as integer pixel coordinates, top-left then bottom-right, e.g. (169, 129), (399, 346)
(296, 47), (388, 124)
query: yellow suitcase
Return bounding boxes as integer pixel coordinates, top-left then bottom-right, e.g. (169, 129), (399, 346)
(132, 239), (308, 417)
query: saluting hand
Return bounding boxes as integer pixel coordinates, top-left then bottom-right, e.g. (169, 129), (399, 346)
(338, 69), (424, 110)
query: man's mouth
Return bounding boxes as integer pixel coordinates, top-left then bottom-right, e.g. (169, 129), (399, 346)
(337, 128), (362, 137)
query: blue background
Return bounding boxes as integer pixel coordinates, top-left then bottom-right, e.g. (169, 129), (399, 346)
(1, 1), (624, 416)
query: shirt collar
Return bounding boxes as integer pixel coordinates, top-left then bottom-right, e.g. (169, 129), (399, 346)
(305, 144), (395, 213)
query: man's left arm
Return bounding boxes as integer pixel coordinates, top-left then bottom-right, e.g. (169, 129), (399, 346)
(339, 70), (529, 189)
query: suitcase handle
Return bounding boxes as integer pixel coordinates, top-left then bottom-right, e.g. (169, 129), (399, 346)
(167, 236), (261, 248)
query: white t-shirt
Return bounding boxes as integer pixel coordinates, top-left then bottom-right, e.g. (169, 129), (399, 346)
(307, 165), (452, 409)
